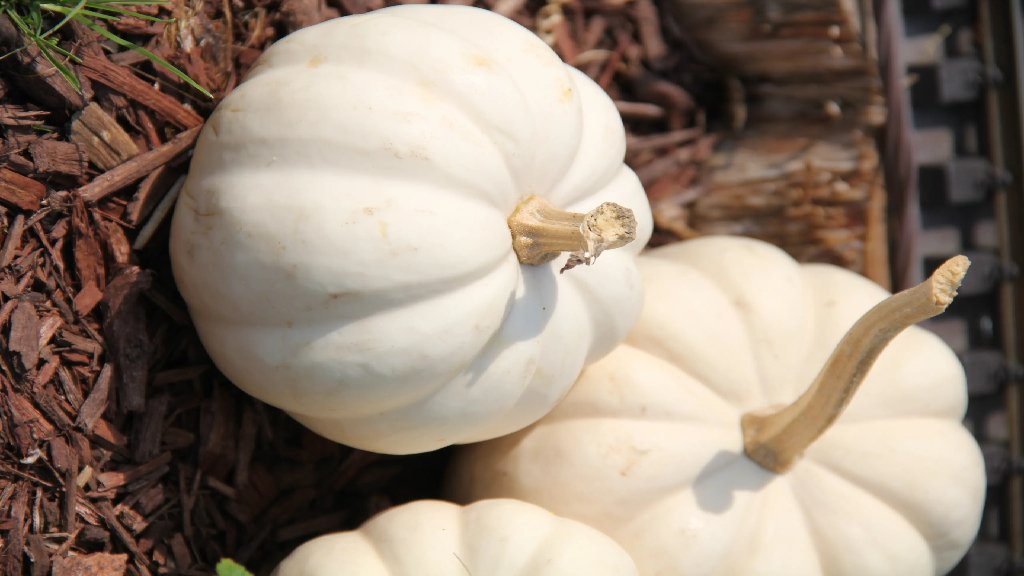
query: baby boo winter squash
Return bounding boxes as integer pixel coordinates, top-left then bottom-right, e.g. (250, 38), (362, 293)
(449, 236), (986, 576)
(170, 5), (652, 454)
(272, 499), (639, 576)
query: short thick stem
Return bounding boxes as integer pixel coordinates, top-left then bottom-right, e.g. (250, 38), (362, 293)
(507, 195), (636, 272)
(742, 255), (971, 473)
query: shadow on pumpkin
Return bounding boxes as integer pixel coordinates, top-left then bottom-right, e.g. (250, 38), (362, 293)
(459, 262), (560, 384)
(693, 450), (774, 514)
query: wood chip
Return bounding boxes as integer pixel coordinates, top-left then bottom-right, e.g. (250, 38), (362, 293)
(336, 0), (384, 14)
(28, 532), (50, 576)
(95, 219), (133, 272)
(117, 506), (148, 534)
(97, 452), (172, 491)
(63, 462), (79, 533)
(132, 395), (168, 463)
(0, 213), (25, 267)
(2, 485), (29, 575)
(10, 299), (41, 369)
(75, 364), (112, 433)
(70, 103), (140, 171)
(0, 17), (87, 112)
(78, 126), (200, 204)
(634, 0), (670, 65)
(29, 139), (88, 179)
(233, 403), (258, 489)
(91, 418), (129, 454)
(101, 267), (154, 412)
(31, 381), (74, 431)
(168, 532), (191, 570)
(125, 166), (177, 226)
(0, 168), (46, 211)
(79, 54), (203, 130)
(132, 175), (184, 250)
(0, 104), (48, 127)
(199, 384), (236, 480)
(73, 283), (105, 318)
(52, 552), (128, 576)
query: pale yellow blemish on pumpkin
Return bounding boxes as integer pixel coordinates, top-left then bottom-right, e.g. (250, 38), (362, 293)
(560, 85), (574, 103)
(306, 54), (325, 68)
(378, 220), (388, 239)
(468, 53), (494, 69)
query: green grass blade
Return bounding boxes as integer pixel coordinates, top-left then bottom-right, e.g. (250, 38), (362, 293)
(5, 8), (81, 90)
(39, 0), (87, 40)
(41, 5), (120, 21)
(38, 2), (171, 22)
(81, 0), (171, 5)
(34, 39), (81, 90)
(75, 15), (212, 98)
(76, 4), (172, 23)
(1, 10), (33, 61)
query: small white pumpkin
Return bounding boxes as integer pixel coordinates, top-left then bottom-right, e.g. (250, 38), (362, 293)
(449, 236), (986, 576)
(170, 5), (652, 454)
(271, 499), (639, 576)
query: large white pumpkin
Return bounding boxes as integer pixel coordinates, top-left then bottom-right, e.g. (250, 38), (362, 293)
(170, 5), (652, 454)
(449, 236), (986, 575)
(272, 499), (639, 576)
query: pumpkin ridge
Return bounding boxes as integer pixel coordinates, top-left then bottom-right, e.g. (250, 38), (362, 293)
(181, 251), (516, 326)
(513, 522), (578, 575)
(292, 277), (521, 413)
(630, 257), (766, 408)
(787, 459), (935, 574)
(289, 339), (491, 422)
(798, 453), (937, 541)
(804, 419), (985, 571)
(460, 503), (562, 576)
(782, 469), (831, 575)
(374, 17), (532, 199)
(628, 318), (767, 412)
(353, 532), (391, 574)
(713, 478), (813, 576)
(538, 347), (739, 425)
(363, 501), (466, 573)
(379, 9), (583, 196)
(542, 69), (629, 209)
(302, 9), (575, 204)
(651, 238), (815, 405)
(194, 131), (516, 211)
(196, 67), (521, 211)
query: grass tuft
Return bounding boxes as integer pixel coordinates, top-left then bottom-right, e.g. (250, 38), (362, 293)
(1, 0), (213, 98)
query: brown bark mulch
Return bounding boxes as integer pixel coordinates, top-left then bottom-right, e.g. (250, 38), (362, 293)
(0, 1), (714, 574)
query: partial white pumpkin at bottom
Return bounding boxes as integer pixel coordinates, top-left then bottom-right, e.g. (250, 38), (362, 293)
(447, 235), (986, 576)
(271, 499), (639, 576)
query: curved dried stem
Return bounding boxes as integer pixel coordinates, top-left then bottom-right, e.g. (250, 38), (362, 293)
(742, 255), (971, 473)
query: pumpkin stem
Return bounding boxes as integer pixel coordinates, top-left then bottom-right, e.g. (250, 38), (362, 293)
(507, 195), (637, 272)
(741, 255), (971, 473)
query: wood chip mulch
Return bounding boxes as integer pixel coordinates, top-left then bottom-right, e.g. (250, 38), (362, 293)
(0, 1), (715, 574)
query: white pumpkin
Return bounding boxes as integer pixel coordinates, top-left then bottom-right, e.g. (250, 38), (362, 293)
(449, 236), (986, 576)
(271, 499), (639, 576)
(169, 5), (653, 454)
